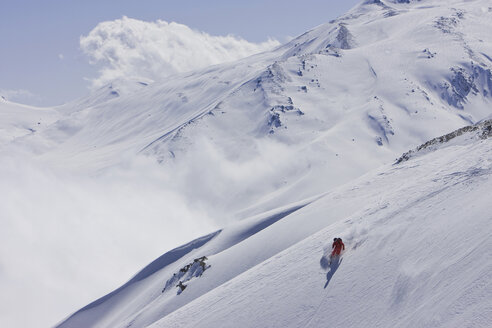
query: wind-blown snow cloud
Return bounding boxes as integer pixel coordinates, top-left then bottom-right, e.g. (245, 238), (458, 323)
(0, 153), (218, 328)
(81, 16), (280, 87)
(0, 136), (309, 327)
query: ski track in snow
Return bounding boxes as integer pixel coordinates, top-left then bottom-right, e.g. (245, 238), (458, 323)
(148, 139), (492, 328)
(58, 135), (492, 328)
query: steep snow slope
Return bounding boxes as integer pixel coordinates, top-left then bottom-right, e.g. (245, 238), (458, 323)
(58, 119), (492, 328)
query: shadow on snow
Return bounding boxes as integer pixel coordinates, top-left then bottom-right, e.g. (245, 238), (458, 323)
(322, 256), (342, 289)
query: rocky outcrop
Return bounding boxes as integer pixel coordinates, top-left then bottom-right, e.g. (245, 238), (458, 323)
(395, 119), (492, 164)
(161, 256), (211, 295)
(327, 24), (356, 50)
(439, 65), (492, 109)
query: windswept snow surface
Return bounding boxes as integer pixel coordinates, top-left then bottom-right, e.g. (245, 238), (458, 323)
(59, 120), (492, 328)
(2, 0), (492, 327)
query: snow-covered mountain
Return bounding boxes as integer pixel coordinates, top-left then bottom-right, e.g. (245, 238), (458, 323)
(8, 0), (492, 216)
(57, 120), (492, 328)
(1, 0), (492, 327)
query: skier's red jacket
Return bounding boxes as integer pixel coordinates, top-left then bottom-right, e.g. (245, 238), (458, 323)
(331, 239), (345, 256)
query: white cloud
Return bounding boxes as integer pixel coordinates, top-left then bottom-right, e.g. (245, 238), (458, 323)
(0, 153), (218, 327)
(58, 53), (64, 60)
(80, 16), (280, 88)
(0, 134), (309, 327)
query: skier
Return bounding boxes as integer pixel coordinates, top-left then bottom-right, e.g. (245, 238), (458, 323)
(330, 237), (345, 261)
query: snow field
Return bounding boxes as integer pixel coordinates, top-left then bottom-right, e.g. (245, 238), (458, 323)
(58, 135), (492, 327)
(152, 137), (492, 328)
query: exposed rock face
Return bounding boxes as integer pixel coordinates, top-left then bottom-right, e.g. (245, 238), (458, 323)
(439, 65), (492, 109)
(331, 24), (356, 50)
(395, 119), (492, 164)
(161, 256), (211, 295)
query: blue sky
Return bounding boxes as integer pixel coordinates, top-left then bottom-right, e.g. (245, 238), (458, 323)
(0, 0), (360, 106)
